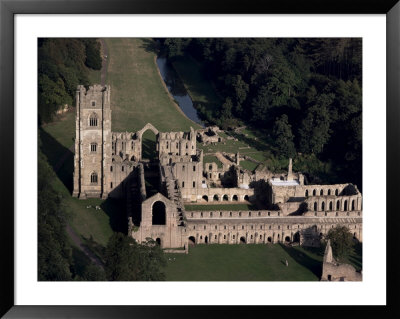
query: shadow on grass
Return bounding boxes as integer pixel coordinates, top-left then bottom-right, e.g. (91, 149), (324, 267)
(39, 127), (74, 194)
(279, 243), (323, 279)
(142, 136), (158, 161)
(101, 197), (127, 235)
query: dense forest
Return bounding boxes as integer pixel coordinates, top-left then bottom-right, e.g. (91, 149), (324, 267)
(38, 38), (102, 124)
(160, 38), (362, 188)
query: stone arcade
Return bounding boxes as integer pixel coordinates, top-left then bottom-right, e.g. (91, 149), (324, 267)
(73, 85), (362, 250)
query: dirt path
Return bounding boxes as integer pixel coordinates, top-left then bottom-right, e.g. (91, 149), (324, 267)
(66, 225), (104, 267)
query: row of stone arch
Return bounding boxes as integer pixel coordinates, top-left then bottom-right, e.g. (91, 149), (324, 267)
(202, 194), (250, 202)
(187, 232), (301, 245)
(311, 198), (357, 211)
(305, 188), (341, 197)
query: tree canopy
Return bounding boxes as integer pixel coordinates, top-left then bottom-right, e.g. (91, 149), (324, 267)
(104, 233), (166, 281)
(38, 38), (102, 123)
(325, 225), (354, 259)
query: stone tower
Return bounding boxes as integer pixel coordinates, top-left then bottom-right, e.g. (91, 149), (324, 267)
(72, 84), (112, 199)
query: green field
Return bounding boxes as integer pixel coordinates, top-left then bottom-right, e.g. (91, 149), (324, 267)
(104, 38), (201, 132)
(203, 155), (223, 168)
(239, 160), (259, 172)
(165, 244), (323, 281)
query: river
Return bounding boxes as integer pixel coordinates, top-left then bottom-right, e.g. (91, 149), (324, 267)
(156, 57), (204, 127)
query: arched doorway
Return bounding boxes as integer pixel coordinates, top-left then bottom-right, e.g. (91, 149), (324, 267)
(205, 236), (208, 244)
(344, 200), (348, 211)
(232, 195), (238, 201)
(156, 238), (161, 246)
(244, 195), (249, 201)
(293, 232), (300, 243)
(213, 194), (219, 201)
(223, 194), (228, 201)
(141, 129), (158, 161)
(285, 236), (291, 243)
(202, 195), (208, 202)
(152, 201), (166, 225)
(240, 236), (246, 244)
(267, 236), (272, 243)
(188, 236), (195, 246)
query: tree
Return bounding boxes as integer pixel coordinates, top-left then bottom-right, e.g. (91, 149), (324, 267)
(221, 97), (233, 119)
(325, 225), (354, 259)
(104, 233), (166, 281)
(272, 114), (296, 158)
(231, 75), (249, 116)
(84, 39), (102, 70)
(299, 94), (333, 154)
(38, 146), (73, 281)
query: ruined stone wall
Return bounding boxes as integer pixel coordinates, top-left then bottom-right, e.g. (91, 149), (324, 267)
(183, 215), (362, 245)
(158, 128), (196, 157)
(112, 132), (141, 162)
(203, 162), (230, 184)
(271, 183), (360, 204)
(180, 187), (255, 203)
(131, 193), (185, 248)
(173, 161), (204, 200)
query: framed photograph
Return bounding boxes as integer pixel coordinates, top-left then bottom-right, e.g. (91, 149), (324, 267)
(1, 0), (399, 317)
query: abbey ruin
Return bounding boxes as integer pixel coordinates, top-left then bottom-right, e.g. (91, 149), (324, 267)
(73, 84), (363, 250)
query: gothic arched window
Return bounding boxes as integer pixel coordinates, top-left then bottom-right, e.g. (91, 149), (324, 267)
(90, 143), (97, 153)
(90, 172), (98, 184)
(89, 113), (98, 127)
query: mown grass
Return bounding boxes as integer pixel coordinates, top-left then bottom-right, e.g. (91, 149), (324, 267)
(165, 244), (322, 281)
(239, 160), (259, 172)
(203, 155), (223, 168)
(104, 38), (201, 132)
(41, 111), (75, 149)
(185, 204), (254, 211)
(88, 68), (102, 86)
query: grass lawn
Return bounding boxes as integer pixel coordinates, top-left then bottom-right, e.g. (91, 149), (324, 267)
(104, 38), (201, 132)
(240, 160), (259, 172)
(88, 68), (102, 86)
(41, 111), (75, 150)
(185, 204), (255, 211)
(203, 155), (223, 168)
(165, 244), (322, 281)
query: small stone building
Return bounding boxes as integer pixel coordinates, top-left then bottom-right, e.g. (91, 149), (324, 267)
(321, 240), (362, 281)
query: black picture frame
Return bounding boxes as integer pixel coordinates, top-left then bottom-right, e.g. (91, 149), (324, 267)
(1, 0), (399, 318)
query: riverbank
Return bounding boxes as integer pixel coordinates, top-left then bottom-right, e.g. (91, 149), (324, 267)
(153, 56), (201, 129)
